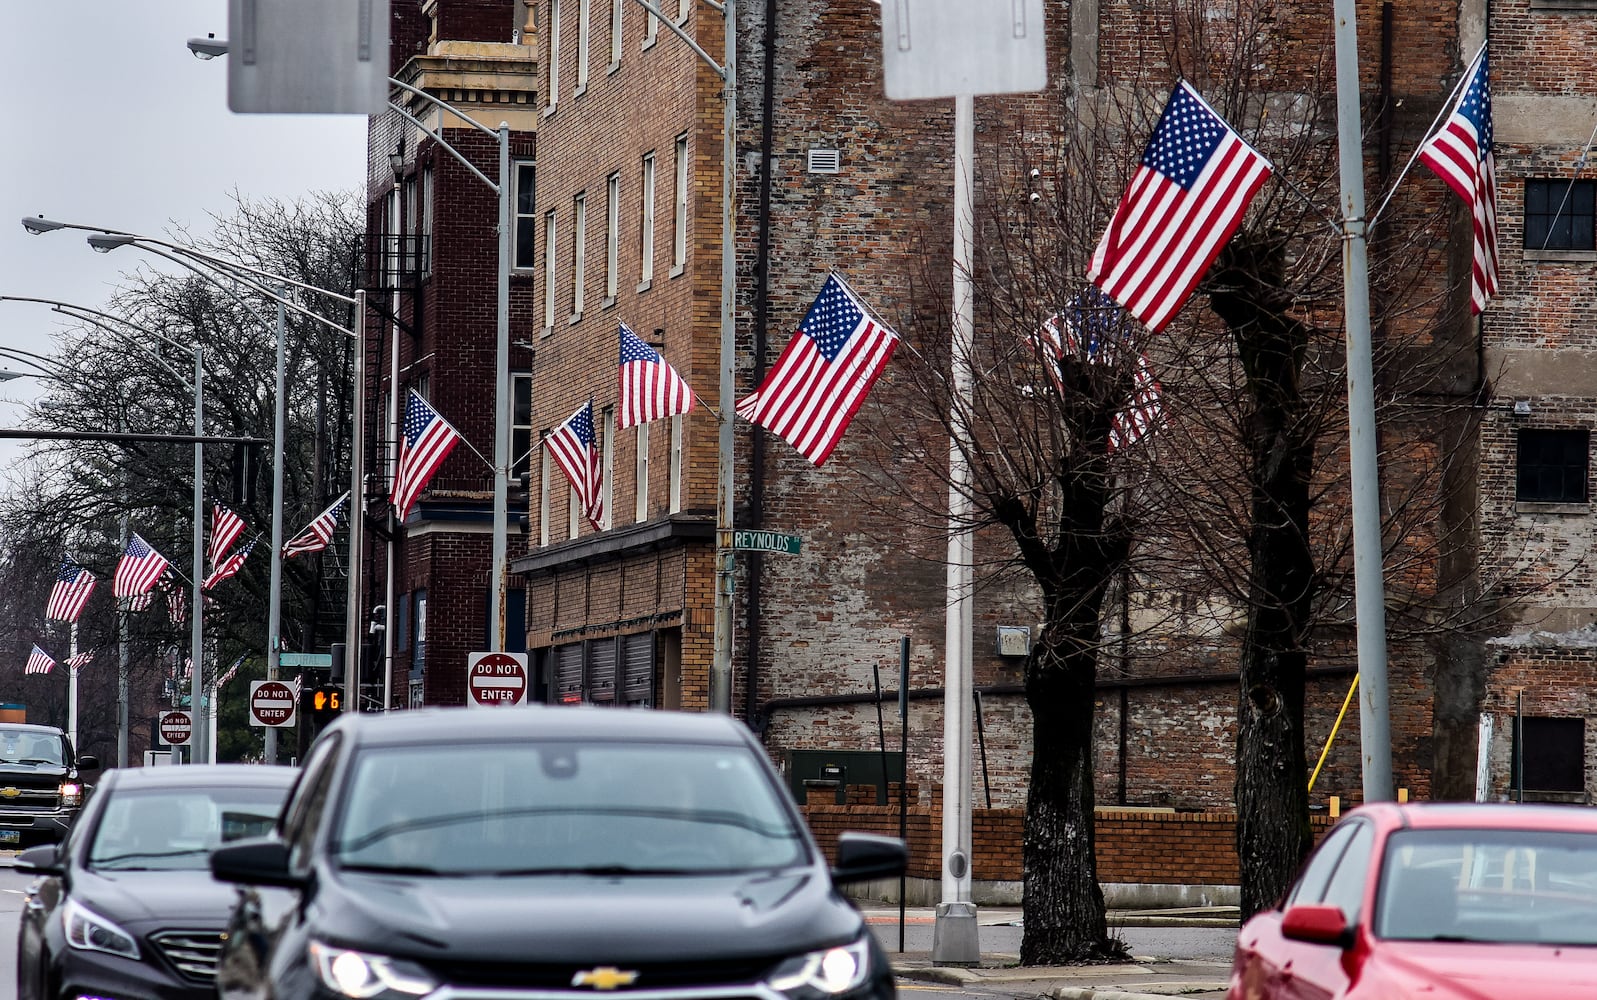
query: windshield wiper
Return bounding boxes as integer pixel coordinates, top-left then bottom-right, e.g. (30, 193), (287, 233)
(491, 864), (699, 877)
(339, 862), (454, 877)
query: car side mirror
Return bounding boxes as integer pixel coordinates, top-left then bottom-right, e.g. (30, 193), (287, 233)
(211, 837), (306, 889)
(13, 844), (64, 876)
(1281, 903), (1354, 948)
(831, 832), (907, 885)
(76, 754), (100, 772)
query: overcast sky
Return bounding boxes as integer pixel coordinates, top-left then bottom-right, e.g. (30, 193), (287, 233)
(0, 1), (367, 474)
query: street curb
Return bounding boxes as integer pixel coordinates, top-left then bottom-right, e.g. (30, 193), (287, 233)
(1051, 988), (1229, 1000)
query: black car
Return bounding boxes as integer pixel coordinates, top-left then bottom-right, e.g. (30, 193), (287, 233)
(211, 707), (907, 1000)
(0, 723), (99, 847)
(14, 763), (297, 1000)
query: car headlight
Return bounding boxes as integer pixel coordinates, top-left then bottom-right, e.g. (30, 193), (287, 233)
(308, 941), (438, 999)
(62, 899), (139, 960)
(59, 782), (83, 808)
(766, 937), (873, 997)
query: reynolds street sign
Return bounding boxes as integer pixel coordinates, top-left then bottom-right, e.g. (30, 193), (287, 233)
(249, 680), (299, 728)
(733, 530), (802, 555)
(158, 711), (193, 746)
(467, 652), (529, 708)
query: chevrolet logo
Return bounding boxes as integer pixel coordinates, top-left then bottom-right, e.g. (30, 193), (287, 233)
(0, 788), (18, 799)
(571, 968), (639, 990)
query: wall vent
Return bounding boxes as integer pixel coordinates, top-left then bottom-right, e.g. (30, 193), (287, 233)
(807, 148), (841, 174)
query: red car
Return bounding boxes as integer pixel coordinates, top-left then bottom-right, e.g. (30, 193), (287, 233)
(1229, 802), (1597, 999)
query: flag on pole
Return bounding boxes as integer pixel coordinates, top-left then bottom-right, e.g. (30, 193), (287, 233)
(215, 654), (247, 689)
(1087, 81), (1274, 332)
(283, 493), (350, 559)
(24, 645), (54, 675)
(127, 593), (153, 612)
(391, 391), (462, 522)
(545, 399), (605, 531)
(735, 273), (899, 466)
(66, 650), (94, 671)
(164, 581), (187, 627)
(113, 534), (170, 598)
(1417, 46), (1499, 314)
(203, 539), (256, 591)
(44, 559), (96, 623)
(618, 323), (695, 429)
(208, 505), (247, 569)
(1109, 354), (1165, 451)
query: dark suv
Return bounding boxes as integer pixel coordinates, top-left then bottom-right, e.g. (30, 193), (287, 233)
(0, 724), (98, 847)
(211, 707), (906, 1000)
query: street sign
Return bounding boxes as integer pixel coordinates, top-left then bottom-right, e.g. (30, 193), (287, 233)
(249, 680), (299, 728)
(280, 652), (333, 668)
(733, 530), (802, 555)
(879, 0), (1048, 101)
(466, 652), (529, 708)
(158, 711), (193, 747)
(228, 0), (392, 114)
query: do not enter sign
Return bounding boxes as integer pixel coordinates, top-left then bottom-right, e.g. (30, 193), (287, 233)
(159, 710), (193, 746)
(467, 652), (528, 708)
(250, 680), (299, 728)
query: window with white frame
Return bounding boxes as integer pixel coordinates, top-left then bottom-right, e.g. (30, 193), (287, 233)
(605, 172), (620, 301)
(572, 192), (587, 317)
(404, 174), (417, 276)
(635, 422), (650, 522)
(576, 0), (591, 89)
(539, 444), (552, 545)
(568, 484), (580, 537)
(514, 162), (537, 270)
(548, 0), (562, 106)
(672, 134), (688, 272)
(640, 152), (656, 286)
(421, 164), (434, 275)
(600, 405), (615, 530)
(675, 0), (686, 22)
(644, 0), (658, 47)
(543, 210), (558, 329)
(669, 413), (683, 512)
(513, 373), (534, 482)
(609, 0), (622, 67)
(386, 189), (400, 286)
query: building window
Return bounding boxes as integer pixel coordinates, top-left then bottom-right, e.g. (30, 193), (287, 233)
(609, 0), (622, 67)
(514, 162), (537, 270)
(1511, 716), (1586, 793)
(668, 413), (683, 513)
(672, 134), (688, 272)
(539, 442), (552, 546)
(396, 593), (411, 653)
(572, 191), (587, 318)
(403, 174), (417, 276)
(421, 164), (434, 275)
(1525, 179), (1595, 253)
(644, 0), (658, 47)
(412, 589), (428, 674)
(1517, 428), (1589, 503)
(576, 0), (591, 89)
(635, 422), (650, 522)
(547, 0), (561, 106)
(605, 172), (620, 302)
(513, 372), (534, 482)
(385, 189), (401, 286)
(568, 484), (580, 538)
(600, 405), (615, 530)
(543, 210), (557, 329)
(640, 152), (656, 286)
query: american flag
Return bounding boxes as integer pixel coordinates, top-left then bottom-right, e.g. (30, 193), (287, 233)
(391, 391), (462, 522)
(164, 581), (187, 627)
(24, 645), (54, 675)
(1109, 354), (1164, 451)
(618, 323), (695, 429)
(203, 539), (255, 591)
(208, 505), (247, 571)
(1031, 292), (1165, 452)
(66, 650), (94, 671)
(546, 399), (605, 531)
(127, 592), (153, 612)
(735, 273), (899, 466)
(113, 534), (170, 598)
(1088, 82), (1274, 333)
(215, 654), (247, 689)
(44, 559), (96, 623)
(283, 492), (349, 559)
(1417, 46), (1498, 314)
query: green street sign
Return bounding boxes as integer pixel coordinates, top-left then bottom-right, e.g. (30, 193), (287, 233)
(733, 530), (802, 555)
(280, 652), (333, 668)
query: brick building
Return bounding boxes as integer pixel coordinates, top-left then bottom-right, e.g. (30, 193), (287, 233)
(360, 0), (1594, 834)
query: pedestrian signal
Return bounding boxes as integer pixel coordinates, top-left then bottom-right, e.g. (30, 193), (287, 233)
(311, 684), (343, 720)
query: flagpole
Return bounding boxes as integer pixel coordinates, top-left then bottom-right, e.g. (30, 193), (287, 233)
(265, 294), (287, 763)
(68, 621), (79, 755)
(189, 343), (207, 765)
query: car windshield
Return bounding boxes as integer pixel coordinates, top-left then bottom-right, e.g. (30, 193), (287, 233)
(0, 730), (64, 766)
(89, 786), (286, 871)
(332, 739), (808, 876)
(1376, 828), (1597, 945)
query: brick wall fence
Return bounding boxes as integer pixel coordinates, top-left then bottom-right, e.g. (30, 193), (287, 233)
(801, 783), (1336, 905)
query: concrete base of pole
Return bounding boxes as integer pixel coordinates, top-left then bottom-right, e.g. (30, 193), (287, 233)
(931, 901), (980, 965)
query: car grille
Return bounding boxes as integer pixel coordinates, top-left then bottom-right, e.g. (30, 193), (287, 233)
(151, 929), (225, 981)
(431, 958), (775, 991)
(0, 787), (61, 812)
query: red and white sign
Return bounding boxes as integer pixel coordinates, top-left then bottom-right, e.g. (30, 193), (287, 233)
(466, 652), (529, 708)
(249, 680), (299, 727)
(158, 710), (193, 746)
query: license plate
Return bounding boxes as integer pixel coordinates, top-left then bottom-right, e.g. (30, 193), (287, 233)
(0, 830), (19, 845)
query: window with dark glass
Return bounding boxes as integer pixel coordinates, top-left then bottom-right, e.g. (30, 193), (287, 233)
(513, 372), (534, 481)
(1516, 428), (1589, 503)
(1511, 716), (1585, 793)
(515, 162), (537, 269)
(1525, 179), (1596, 252)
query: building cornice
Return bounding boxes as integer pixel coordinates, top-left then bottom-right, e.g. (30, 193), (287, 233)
(512, 514), (714, 576)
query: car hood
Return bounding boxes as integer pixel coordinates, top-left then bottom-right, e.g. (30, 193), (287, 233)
(316, 867), (862, 962)
(1371, 942), (1597, 999)
(78, 868), (251, 928)
(0, 763), (68, 787)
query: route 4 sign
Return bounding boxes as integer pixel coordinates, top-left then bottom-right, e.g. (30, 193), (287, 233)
(159, 710), (193, 746)
(466, 652), (529, 708)
(249, 679), (299, 728)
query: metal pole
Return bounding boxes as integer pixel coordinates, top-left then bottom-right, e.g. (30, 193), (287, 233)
(265, 296), (287, 763)
(710, 0), (738, 714)
(1331, 0), (1394, 802)
(873, 663), (889, 805)
(932, 93), (979, 965)
(898, 634), (909, 954)
(1515, 689), (1524, 803)
(68, 622), (78, 753)
(117, 417), (130, 768)
(973, 688), (992, 809)
(189, 346), (206, 764)
(491, 123), (512, 652)
(344, 292), (368, 716)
